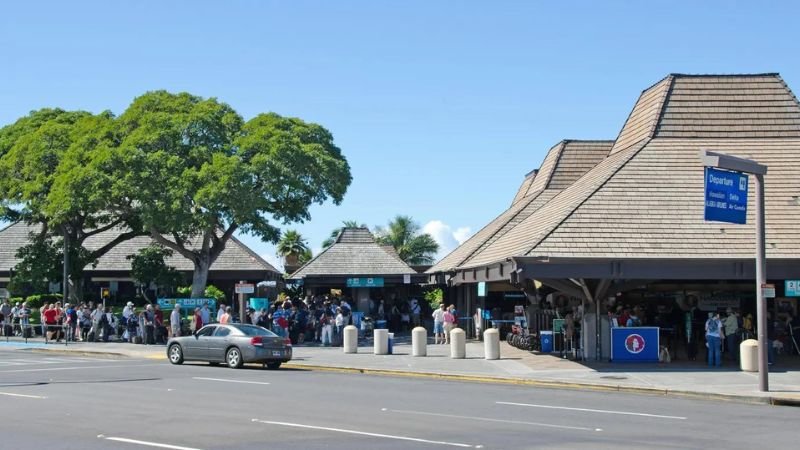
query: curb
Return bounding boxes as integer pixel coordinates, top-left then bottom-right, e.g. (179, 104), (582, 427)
(281, 363), (784, 406)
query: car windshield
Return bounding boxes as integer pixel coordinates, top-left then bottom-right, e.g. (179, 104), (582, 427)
(233, 324), (277, 337)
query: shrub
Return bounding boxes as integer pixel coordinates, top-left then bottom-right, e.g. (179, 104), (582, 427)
(24, 294), (63, 309)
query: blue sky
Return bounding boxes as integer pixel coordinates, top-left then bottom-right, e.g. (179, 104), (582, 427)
(2, 1), (799, 269)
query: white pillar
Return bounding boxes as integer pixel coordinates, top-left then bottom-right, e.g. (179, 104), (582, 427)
(412, 326), (427, 357)
(450, 328), (466, 359)
(343, 325), (358, 354)
(484, 328), (500, 360)
(373, 329), (389, 355)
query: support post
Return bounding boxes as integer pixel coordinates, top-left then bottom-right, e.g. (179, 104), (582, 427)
(755, 174), (768, 392)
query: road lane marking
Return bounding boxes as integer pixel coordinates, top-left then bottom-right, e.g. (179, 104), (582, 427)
(252, 419), (478, 448)
(192, 377), (270, 385)
(0, 363), (160, 373)
(0, 392), (47, 399)
(97, 435), (204, 450)
(381, 408), (602, 432)
(496, 401), (687, 420)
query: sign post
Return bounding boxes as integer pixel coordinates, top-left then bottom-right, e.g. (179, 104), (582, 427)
(701, 150), (769, 392)
(235, 282), (254, 323)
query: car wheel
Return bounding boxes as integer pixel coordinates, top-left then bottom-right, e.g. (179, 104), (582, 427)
(226, 347), (243, 369)
(168, 344), (184, 365)
(265, 362), (281, 370)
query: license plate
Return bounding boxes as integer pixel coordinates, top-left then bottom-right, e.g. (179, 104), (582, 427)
(272, 350), (281, 357)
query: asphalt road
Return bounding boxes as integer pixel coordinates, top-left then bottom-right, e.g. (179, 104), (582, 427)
(0, 350), (798, 450)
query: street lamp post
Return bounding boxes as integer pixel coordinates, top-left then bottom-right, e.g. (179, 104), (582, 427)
(700, 150), (768, 392)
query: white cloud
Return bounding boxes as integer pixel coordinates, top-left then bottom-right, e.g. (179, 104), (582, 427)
(423, 220), (473, 262)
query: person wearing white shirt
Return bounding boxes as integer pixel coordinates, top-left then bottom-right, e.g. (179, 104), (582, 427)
(170, 305), (182, 337)
(216, 304), (226, 323)
(432, 304), (446, 344)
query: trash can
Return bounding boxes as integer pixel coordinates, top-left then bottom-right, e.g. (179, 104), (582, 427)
(388, 333), (394, 355)
(740, 339), (758, 372)
(540, 331), (554, 353)
(376, 320), (387, 329)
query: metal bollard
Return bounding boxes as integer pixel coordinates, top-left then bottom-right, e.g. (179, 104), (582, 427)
(484, 328), (500, 360)
(450, 328), (466, 359)
(412, 326), (427, 357)
(374, 329), (389, 355)
(343, 325), (358, 354)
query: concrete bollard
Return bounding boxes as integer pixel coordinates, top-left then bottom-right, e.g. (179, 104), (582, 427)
(412, 326), (427, 357)
(450, 328), (466, 359)
(343, 325), (358, 354)
(484, 328), (500, 360)
(374, 328), (389, 355)
(740, 339), (758, 372)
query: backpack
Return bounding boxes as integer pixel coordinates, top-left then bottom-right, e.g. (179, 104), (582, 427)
(707, 318), (719, 334)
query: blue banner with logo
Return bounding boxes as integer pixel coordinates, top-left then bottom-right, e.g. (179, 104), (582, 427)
(610, 327), (659, 362)
(157, 298), (217, 311)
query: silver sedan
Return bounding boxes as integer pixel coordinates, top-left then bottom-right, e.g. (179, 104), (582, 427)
(166, 323), (292, 369)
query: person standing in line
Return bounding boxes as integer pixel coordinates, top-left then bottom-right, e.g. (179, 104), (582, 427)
(200, 304), (210, 326)
(723, 308), (740, 361)
(320, 308), (333, 346)
(170, 305), (182, 338)
(154, 304), (165, 344)
(43, 304), (58, 341)
(443, 305), (457, 345)
(410, 298), (422, 328)
(195, 307), (205, 330)
(0, 299), (12, 336)
(216, 303), (226, 323)
(91, 304), (104, 342)
(705, 312), (723, 367)
(143, 304), (155, 345)
(219, 306), (231, 326)
(334, 307), (345, 346)
(122, 301), (135, 326)
(767, 311), (778, 366)
(432, 304), (446, 345)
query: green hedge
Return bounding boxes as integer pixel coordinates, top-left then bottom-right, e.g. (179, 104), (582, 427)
(24, 294), (63, 310)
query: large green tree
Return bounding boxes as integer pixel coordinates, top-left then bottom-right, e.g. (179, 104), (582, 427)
(105, 91), (351, 297)
(0, 109), (145, 300)
(321, 220), (366, 248)
(375, 215), (439, 265)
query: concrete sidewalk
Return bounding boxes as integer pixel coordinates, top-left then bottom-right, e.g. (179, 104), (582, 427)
(3, 335), (799, 405)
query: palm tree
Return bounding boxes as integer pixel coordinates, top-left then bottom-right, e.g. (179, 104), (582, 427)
(321, 220), (367, 248)
(374, 215), (439, 265)
(277, 230), (310, 267)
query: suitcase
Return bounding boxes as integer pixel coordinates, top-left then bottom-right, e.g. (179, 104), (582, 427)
(2, 324), (12, 336)
(133, 336), (143, 345)
(23, 327), (33, 338)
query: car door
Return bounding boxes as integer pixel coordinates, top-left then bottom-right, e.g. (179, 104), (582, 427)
(185, 326), (216, 360)
(207, 326), (232, 361)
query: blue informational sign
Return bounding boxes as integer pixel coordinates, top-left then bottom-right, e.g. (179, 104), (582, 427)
(157, 298), (217, 311)
(786, 280), (800, 297)
(610, 327), (660, 362)
(249, 297), (269, 311)
(704, 167), (748, 224)
(346, 277), (384, 288)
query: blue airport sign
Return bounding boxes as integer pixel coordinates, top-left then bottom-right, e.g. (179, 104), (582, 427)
(704, 167), (748, 224)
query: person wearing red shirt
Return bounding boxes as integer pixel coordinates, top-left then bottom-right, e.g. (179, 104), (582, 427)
(193, 307), (203, 331)
(43, 304), (60, 341)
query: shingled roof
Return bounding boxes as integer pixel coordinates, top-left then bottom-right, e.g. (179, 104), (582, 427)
(0, 221), (280, 273)
(446, 73), (800, 272)
(428, 140), (613, 273)
(290, 227), (416, 278)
